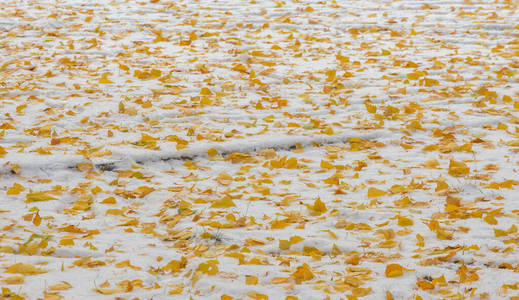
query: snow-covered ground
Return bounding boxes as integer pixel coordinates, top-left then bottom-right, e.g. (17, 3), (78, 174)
(1, 0), (519, 298)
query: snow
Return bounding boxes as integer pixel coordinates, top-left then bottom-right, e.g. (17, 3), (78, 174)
(1, 0), (519, 299)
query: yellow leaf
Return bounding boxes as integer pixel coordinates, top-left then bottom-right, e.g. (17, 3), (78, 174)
(395, 196), (413, 208)
(323, 126), (334, 135)
(483, 214), (497, 225)
(197, 260), (219, 275)
(416, 234), (425, 247)
(320, 160), (334, 169)
(59, 237), (75, 246)
(207, 148), (218, 157)
(200, 97), (213, 106)
(436, 229), (453, 240)
(407, 71), (423, 80)
(77, 162), (93, 172)
(290, 236), (304, 244)
(291, 263), (314, 283)
(93, 287), (122, 295)
(5, 263), (47, 275)
(389, 184), (405, 194)
(72, 200), (91, 211)
(397, 216), (413, 226)
(322, 229), (337, 239)
(6, 183), (25, 195)
(115, 260), (141, 270)
(245, 238), (265, 246)
(0, 146), (6, 157)
(101, 197), (116, 204)
(162, 257), (187, 273)
(284, 157), (298, 169)
(417, 279), (434, 290)
(423, 159), (439, 169)
(117, 218), (139, 227)
(26, 192), (57, 202)
(99, 73), (114, 84)
(133, 186), (154, 198)
(364, 101), (377, 113)
(494, 229), (507, 237)
(279, 240), (291, 250)
(153, 30), (168, 42)
(216, 172), (233, 186)
(421, 77), (438, 87)
(271, 277), (291, 284)
(200, 87), (213, 95)
(49, 282), (72, 291)
(210, 197), (235, 208)
(432, 275), (447, 286)
(422, 144), (439, 151)
(168, 283), (184, 295)
(3, 275), (24, 284)
(386, 291), (394, 300)
(385, 264), (403, 277)
(368, 187), (386, 198)
(270, 219), (289, 229)
(325, 69), (336, 82)
(378, 240), (398, 248)
(352, 287), (372, 297)
(91, 186), (102, 194)
(309, 197), (327, 214)
(32, 212), (41, 226)
(150, 68), (161, 78)
(232, 63), (247, 73)
(247, 291), (268, 300)
(105, 208), (125, 216)
(448, 160), (469, 177)
(245, 275), (258, 285)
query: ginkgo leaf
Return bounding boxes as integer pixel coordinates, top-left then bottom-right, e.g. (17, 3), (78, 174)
(483, 214), (498, 225)
(162, 257), (187, 273)
(93, 287), (122, 295)
(291, 263), (314, 283)
(49, 282), (72, 291)
(3, 0), (517, 297)
(99, 73), (114, 84)
(5, 263), (47, 275)
(397, 216), (413, 226)
(417, 279), (434, 290)
(207, 148), (218, 157)
(216, 172), (233, 185)
(210, 197), (235, 208)
(133, 186), (154, 198)
(245, 275), (258, 285)
(279, 240), (291, 250)
(6, 183), (25, 195)
(385, 264), (403, 277)
(448, 160), (469, 177)
(368, 187), (386, 198)
(3, 275), (24, 284)
(308, 197), (327, 214)
(247, 291), (269, 300)
(26, 192), (57, 202)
